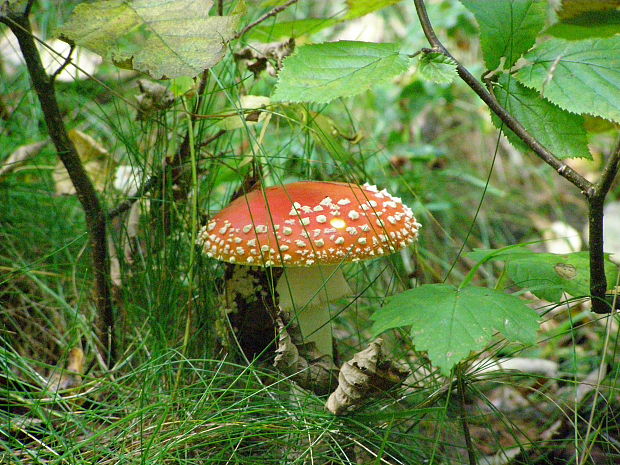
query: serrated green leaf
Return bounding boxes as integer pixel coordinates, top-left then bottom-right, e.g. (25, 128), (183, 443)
(56, 0), (241, 79)
(548, 0), (620, 39)
(460, 0), (546, 70)
(547, 12), (620, 40)
(467, 248), (619, 302)
(271, 41), (410, 104)
(371, 284), (539, 375)
(247, 18), (338, 42)
(345, 0), (402, 19)
(417, 52), (457, 84)
(492, 75), (591, 159)
(514, 37), (620, 123)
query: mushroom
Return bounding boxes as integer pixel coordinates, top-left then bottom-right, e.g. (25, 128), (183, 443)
(198, 181), (421, 357)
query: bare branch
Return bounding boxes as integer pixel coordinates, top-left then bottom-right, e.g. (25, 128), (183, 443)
(589, 139), (620, 313)
(2, 13), (116, 363)
(234, 0), (299, 40)
(49, 43), (75, 83)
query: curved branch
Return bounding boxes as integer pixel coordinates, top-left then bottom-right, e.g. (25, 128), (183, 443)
(234, 0), (299, 40)
(412, 0), (619, 313)
(412, 0), (593, 196)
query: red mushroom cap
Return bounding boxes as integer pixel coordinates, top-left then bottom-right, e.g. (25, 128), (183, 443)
(198, 181), (421, 266)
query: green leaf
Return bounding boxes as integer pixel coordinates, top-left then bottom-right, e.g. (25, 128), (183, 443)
(514, 37), (620, 123)
(547, 0), (620, 40)
(371, 284), (539, 375)
(556, 0), (620, 19)
(417, 52), (458, 84)
(246, 18), (338, 42)
(467, 248), (619, 302)
(304, 111), (356, 164)
(57, 0), (241, 79)
(460, 0), (546, 70)
(271, 41), (410, 104)
(547, 12), (620, 40)
(466, 246), (535, 264)
(492, 75), (591, 159)
(2, 0), (29, 15)
(345, 0), (403, 19)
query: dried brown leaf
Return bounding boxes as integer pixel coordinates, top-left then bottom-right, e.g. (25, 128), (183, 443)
(53, 129), (116, 195)
(135, 79), (175, 120)
(273, 313), (338, 395)
(0, 140), (48, 180)
(234, 38), (295, 77)
(326, 338), (409, 415)
(47, 347), (85, 392)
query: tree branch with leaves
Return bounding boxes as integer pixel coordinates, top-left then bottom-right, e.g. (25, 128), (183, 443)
(412, 0), (618, 314)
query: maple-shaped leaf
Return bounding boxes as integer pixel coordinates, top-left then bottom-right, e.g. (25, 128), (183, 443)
(372, 284), (539, 375)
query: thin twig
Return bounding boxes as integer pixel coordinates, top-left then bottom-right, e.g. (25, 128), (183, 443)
(107, 130), (226, 220)
(234, 0), (299, 40)
(2, 13), (115, 364)
(23, 0), (36, 16)
(199, 129), (226, 147)
(593, 138), (620, 200)
(456, 367), (477, 465)
(49, 43), (74, 83)
(107, 174), (161, 220)
(412, 0), (593, 196)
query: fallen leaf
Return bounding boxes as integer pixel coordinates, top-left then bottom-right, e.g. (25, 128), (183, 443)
(234, 38), (295, 77)
(603, 201), (620, 264)
(216, 95), (272, 130)
(473, 357), (559, 378)
(326, 338), (409, 415)
(0, 140), (48, 180)
(0, 31), (101, 81)
(135, 79), (175, 120)
(47, 347), (85, 392)
(113, 164), (142, 194)
(273, 313), (338, 396)
(53, 129), (116, 195)
(41, 39), (102, 82)
(543, 221), (582, 254)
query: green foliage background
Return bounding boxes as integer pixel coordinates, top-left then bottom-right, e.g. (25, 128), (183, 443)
(1, 0), (619, 463)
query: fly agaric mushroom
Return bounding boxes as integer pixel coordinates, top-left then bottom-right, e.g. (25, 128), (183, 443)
(198, 181), (421, 356)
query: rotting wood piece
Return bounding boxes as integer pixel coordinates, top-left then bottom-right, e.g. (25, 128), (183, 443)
(222, 264), (281, 361)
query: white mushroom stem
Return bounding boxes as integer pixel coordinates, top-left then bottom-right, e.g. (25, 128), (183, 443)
(276, 264), (352, 357)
